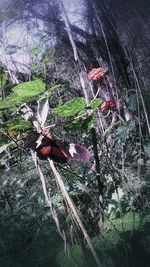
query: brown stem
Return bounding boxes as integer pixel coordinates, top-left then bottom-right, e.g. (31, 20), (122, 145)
(48, 158), (102, 267)
(59, 0), (104, 237)
(30, 150), (67, 247)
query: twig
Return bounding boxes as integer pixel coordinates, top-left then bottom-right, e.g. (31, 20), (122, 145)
(30, 150), (67, 248)
(48, 157), (102, 267)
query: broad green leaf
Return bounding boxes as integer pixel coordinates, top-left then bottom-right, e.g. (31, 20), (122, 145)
(64, 119), (83, 131)
(0, 79), (45, 110)
(0, 99), (11, 110)
(89, 98), (103, 109)
(64, 115), (95, 131)
(6, 116), (32, 130)
(12, 79), (45, 99)
(53, 97), (86, 117)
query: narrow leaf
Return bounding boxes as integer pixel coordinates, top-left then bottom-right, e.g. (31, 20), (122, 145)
(37, 99), (49, 126)
(0, 143), (13, 154)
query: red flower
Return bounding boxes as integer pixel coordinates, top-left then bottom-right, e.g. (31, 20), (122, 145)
(87, 68), (106, 81)
(100, 100), (117, 112)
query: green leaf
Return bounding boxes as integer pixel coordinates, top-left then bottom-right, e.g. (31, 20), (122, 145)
(64, 119), (83, 131)
(6, 116), (32, 130)
(110, 212), (150, 232)
(53, 97), (86, 117)
(89, 98), (103, 109)
(0, 99), (11, 110)
(0, 79), (45, 110)
(82, 115), (95, 130)
(0, 73), (7, 88)
(64, 114), (95, 132)
(12, 79), (45, 100)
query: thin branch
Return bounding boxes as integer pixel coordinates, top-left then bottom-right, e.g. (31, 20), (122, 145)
(31, 150), (67, 247)
(59, 1), (78, 62)
(48, 158), (102, 267)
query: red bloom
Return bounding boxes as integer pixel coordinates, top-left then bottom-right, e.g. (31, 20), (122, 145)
(100, 100), (117, 112)
(87, 68), (106, 81)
